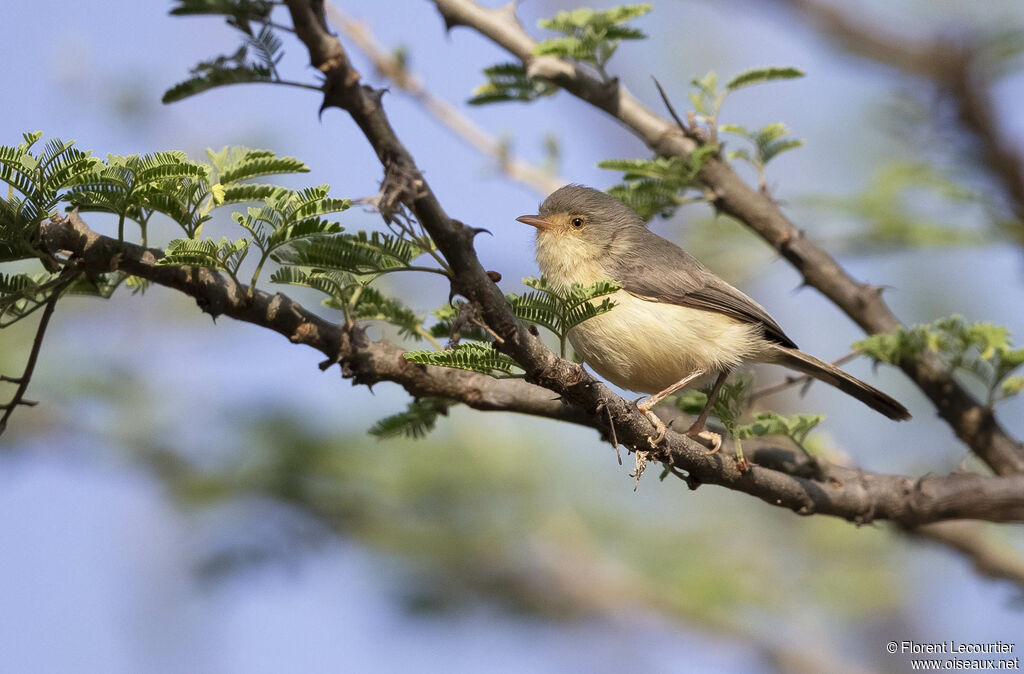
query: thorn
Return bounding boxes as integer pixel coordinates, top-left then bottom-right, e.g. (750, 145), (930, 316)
(652, 76), (688, 134)
(471, 227), (492, 238)
(441, 14), (464, 32)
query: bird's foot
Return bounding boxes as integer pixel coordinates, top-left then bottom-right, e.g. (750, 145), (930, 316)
(688, 429), (722, 455)
(635, 398), (666, 448)
(685, 419), (721, 455)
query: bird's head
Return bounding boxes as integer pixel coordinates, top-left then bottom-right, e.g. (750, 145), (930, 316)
(516, 185), (644, 268)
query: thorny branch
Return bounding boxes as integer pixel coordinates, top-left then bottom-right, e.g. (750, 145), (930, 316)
(34, 210), (1024, 526)
(428, 0), (1024, 476)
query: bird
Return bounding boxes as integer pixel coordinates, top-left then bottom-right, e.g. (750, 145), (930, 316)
(516, 184), (910, 451)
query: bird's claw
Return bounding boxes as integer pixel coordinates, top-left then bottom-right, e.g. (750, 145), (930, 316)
(635, 404), (667, 448)
(634, 398), (667, 448)
(689, 429), (722, 455)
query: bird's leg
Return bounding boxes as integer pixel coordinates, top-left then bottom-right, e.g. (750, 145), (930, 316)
(686, 371), (728, 454)
(636, 368), (707, 447)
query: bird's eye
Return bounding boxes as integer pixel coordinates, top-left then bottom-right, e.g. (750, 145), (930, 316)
(571, 217), (584, 228)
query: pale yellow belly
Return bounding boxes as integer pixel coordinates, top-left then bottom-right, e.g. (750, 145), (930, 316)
(567, 291), (766, 394)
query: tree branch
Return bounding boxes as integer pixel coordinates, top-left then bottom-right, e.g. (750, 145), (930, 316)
(38, 211), (588, 428)
(428, 0), (1024, 476)
(35, 207), (1024, 526)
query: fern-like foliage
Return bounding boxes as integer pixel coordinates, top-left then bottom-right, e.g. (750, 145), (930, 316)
(159, 237), (252, 277)
(404, 342), (521, 377)
(273, 231), (431, 278)
(855, 315), (1024, 405)
(208, 146), (308, 186)
(67, 151), (211, 238)
(736, 412), (824, 454)
(269, 267), (425, 339)
(163, 47), (273, 104)
(599, 149), (717, 221)
(0, 272), (52, 322)
(165, 2), (319, 103)
(533, 4), (652, 75)
(468, 63), (558, 105)
(721, 122), (804, 191)
(232, 185), (350, 276)
(0, 132), (99, 261)
(505, 276), (620, 358)
(170, 0), (274, 27)
(369, 397), (454, 439)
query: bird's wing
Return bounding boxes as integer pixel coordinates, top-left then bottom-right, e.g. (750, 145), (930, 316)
(605, 234), (798, 349)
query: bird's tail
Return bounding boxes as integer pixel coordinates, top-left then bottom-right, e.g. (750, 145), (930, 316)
(763, 344), (911, 421)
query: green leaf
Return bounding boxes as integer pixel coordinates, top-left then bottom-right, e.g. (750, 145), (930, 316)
(606, 180), (682, 221)
(761, 138), (804, 163)
(159, 237), (250, 273)
(469, 63), (558, 105)
(219, 151), (307, 182)
(163, 64), (272, 103)
(327, 284), (424, 338)
(999, 376), (1024, 399)
(534, 3), (652, 68)
(369, 397), (454, 439)
(404, 342), (521, 377)
(736, 412), (825, 447)
(726, 66), (805, 91)
(274, 231), (424, 275)
(505, 277), (619, 357)
(67, 273), (119, 299)
(245, 25), (283, 72)
(265, 218), (344, 250)
(217, 183), (291, 206)
(599, 148), (715, 221)
(855, 315), (1024, 405)
(271, 267), (424, 338)
(169, 0), (274, 22)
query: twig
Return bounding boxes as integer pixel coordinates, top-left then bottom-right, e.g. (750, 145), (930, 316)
(0, 268), (80, 438)
(652, 76), (689, 135)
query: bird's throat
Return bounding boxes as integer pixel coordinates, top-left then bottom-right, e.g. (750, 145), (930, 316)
(534, 230), (607, 289)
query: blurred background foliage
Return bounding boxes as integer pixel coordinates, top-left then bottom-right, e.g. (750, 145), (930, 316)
(2, 0), (1024, 672)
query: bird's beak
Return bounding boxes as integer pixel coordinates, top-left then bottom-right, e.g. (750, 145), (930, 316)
(516, 214), (554, 230)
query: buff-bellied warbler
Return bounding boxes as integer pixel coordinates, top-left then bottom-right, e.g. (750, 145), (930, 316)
(517, 185), (910, 450)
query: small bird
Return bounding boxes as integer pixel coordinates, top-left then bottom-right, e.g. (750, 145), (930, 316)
(516, 185), (910, 450)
